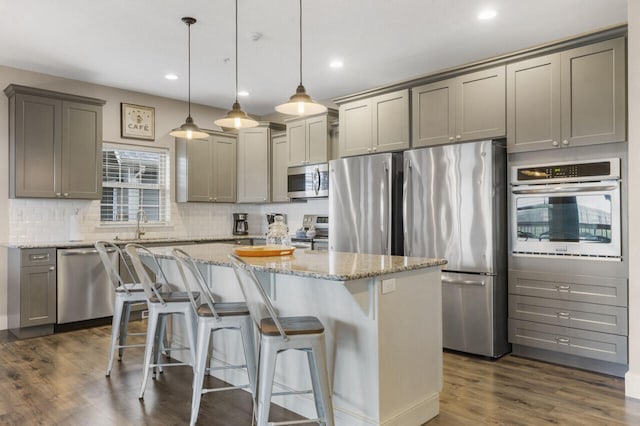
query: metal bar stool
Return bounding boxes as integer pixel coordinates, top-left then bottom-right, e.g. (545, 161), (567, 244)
(95, 241), (149, 377)
(229, 254), (334, 426)
(125, 243), (198, 400)
(172, 248), (257, 426)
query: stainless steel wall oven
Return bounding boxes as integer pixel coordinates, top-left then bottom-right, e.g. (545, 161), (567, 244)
(510, 158), (621, 259)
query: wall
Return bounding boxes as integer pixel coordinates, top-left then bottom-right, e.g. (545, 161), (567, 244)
(626, 0), (640, 399)
(0, 65), (326, 330)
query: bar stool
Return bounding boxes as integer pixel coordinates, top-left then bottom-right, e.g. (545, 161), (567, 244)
(172, 248), (257, 426)
(95, 241), (148, 377)
(125, 243), (198, 400)
(229, 254), (334, 426)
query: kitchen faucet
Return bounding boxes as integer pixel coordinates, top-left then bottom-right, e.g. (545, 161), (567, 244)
(135, 208), (148, 239)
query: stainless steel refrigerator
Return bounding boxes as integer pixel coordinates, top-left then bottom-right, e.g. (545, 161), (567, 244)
(404, 140), (509, 358)
(329, 152), (403, 255)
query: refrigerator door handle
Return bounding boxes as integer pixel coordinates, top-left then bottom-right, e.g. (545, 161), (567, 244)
(442, 276), (486, 286)
(382, 161), (390, 254)
(402, 159), (412, 256)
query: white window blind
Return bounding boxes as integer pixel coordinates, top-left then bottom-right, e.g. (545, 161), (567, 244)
(101, 144), (169, 224)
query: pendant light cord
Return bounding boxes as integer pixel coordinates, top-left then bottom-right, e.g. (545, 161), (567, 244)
(299, 0), (303, 86)
(187, 20), (192, 117)
(235, 0), (239, 103)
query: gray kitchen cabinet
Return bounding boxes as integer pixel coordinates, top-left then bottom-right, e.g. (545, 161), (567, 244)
(237, 122), (285, 203)
(507, 37), (625, 152)
(8, 248), (57, 338)
(271, 132), (289, 202)
(508, 268), (628, 375)
(5, 84), (105, 199)
(175, 132), (237, 203)
(339, 89), (409, 157)
(286, 111), (336, 166)
(412, 66), (505, 148)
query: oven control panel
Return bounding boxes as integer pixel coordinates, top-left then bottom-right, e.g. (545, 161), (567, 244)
(511, 158), (619, 184)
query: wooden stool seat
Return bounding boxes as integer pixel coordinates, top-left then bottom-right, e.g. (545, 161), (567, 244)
(261, 316), (324, 336)
(196, 302), (250, 317)
(149, 291), (198, 304)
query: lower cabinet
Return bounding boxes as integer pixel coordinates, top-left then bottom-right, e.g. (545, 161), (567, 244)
(8, 248), (57, 337)
(508, 268), (628, 375)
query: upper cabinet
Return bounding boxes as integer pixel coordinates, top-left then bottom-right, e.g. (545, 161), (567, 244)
(271, 132), (289, 203)
(237, 122), (285, 203)
(412, 66), (506, 148)
(176, 132), (237, 203)
(286, 111), (337, 166)
(339, 89), (409, 157)
(507, 37), (626, 152)
(5, 84), (105, 199)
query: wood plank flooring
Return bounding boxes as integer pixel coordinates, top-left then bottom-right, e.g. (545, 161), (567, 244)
(2, 323), (640, 425)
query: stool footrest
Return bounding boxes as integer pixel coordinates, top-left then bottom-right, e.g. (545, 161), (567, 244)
(206, 363), (247, 372)
(115, 343), (146, 349)
(150, 362), (189, 368)
(271, 389), (313, 397)
(268, 419), (325, 426)
(202, 384), (249, 394)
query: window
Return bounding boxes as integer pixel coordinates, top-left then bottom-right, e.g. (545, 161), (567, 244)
(101, 144), (169, 224)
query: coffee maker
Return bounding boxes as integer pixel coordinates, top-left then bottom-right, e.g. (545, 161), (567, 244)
(233, 213), (249, 235)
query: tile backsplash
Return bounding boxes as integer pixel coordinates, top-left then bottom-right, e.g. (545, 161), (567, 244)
(8, 198), (328, 243)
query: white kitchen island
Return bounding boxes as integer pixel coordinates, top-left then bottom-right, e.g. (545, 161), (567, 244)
(146, 243), (446, 426)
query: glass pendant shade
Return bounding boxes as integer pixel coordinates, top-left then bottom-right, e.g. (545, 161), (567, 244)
(214, 0), (259, 130)
(170, 17), (207, 140)
(275, 84), (327, 116)
(215, 101), (259, 129)
(275, 0), (326, 116)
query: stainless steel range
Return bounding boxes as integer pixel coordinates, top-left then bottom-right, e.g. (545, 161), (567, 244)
(291, 214), (329, 250)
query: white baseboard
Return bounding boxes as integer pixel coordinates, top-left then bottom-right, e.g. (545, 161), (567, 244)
(626, 370), (640, 399)
(381, 394), (439, 426)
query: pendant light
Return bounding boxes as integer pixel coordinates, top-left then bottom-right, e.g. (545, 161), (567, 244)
(214, 0), (259, 130)
(170, 17), (209, 140)
(275, 0), (327, 116)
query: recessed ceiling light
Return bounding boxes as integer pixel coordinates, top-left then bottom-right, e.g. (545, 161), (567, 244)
(165, 73), (178, 80)
(238, 90), (250, 97)
(330, 60), (344, 69)
(477, 9), (497, 20)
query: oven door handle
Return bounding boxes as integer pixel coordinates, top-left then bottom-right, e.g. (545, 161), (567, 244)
(512, 184), (617, 194)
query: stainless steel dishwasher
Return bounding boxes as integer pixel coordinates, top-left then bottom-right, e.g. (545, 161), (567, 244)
(57, 247), (116, 324)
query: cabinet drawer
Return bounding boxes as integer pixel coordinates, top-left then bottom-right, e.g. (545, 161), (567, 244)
(508, 269), (627, 307)
(509, 319), (627, 364)
(509, 295), (627, 335)
(21, 248), (56, 266)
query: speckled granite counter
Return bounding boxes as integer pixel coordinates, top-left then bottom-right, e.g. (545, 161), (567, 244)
(148, 242), (446, 281)
(2, 235), (260, 249)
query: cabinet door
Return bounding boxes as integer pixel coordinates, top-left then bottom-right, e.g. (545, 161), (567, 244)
(373, 89), (409, 152)
(339, 99), (372, 157)
(237, 127), (269, 203)
(61, 101), (102, 199)
(287, 119), (307, 166)
(507, 54), (561, 152)
(412, 80), (455, 147)
(456, 66), (506, 142)
(307, 115), (329, 164)
(13, 93), (61, 197)
(20, 264), (56, 327)
(186, 138), (214, 202)
(271, 133), (289, 202)
(212, 134), (237, 203)
(561, 37), (626, 147)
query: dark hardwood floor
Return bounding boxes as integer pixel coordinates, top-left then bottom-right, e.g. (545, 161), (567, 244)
(2, 322), (640, 425)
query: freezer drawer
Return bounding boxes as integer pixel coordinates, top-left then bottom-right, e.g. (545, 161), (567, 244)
(57, 248), (115, 324)
(442, 272), (495, 356)
(509, 295), (627, 335)
(508, 269), (627, 307)
(509, 319), (627, 364)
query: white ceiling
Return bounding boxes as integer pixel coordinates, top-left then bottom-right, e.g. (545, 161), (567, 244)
(0, 0), (628, 115)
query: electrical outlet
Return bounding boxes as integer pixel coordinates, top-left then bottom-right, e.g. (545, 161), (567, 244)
(381, 278), (396, 294)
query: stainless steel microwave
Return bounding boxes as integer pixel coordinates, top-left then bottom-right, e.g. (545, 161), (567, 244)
(287, 163), (329, 199)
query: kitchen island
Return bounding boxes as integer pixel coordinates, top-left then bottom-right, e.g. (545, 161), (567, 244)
(146, 243), (446, 426)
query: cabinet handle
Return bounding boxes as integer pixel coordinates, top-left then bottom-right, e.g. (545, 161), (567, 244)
(56, 192), (62, 197)
(456, 135), (461, 139)
(562, 139), (569, 146)
(552, 140), (559, 147)
(449, 137), (454, 141)
(556, 285), (571, 291)
(367, 148), (371, 153)
(213, 197), (217, 202)
(555, 337), (570, 344)
(49, 266), (55, 271)
(63, 193), (69, 197)
(30, 254), (49, 261)
(372, 147), (377, 152)
(209, 197), (213, 201)
(557, 312), (571, 319)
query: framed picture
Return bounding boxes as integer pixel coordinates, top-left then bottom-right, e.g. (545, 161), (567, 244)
(121, 103), (155, 140)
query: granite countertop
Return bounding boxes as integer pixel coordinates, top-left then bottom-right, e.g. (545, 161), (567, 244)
(2, 235), (260, 249)
(147, 243), (447, 281)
